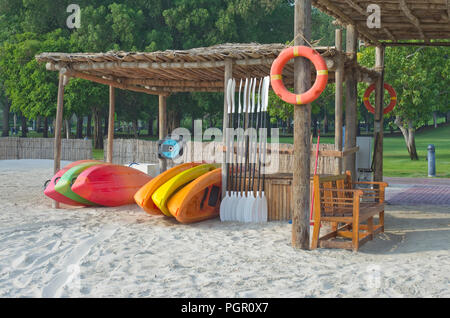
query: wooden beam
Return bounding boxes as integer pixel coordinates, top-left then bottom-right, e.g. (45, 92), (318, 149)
(107, 86), (115, 163)
(159, 95), (168, 173)
(53, 71), (67, 209)
(399, 0), (426, 40)
(335, 28), (344, 174)
(383, 41), (450, 47)
(292, 0), (311, 250)
(373, 46), (385, 182)
(125, 79), (223, 88)
(344, 24), (358, 180)
(47, 55), (337, 73)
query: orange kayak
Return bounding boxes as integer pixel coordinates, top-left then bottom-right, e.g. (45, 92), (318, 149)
(134, 162), (200, 215)
(167, 168), (222, 224)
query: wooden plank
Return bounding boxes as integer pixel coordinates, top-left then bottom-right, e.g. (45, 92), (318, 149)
(159, 95), (168, 172)
(107, 86), (115, 163)
(344, 24), (358, 180)
(335, 28), (344, 174)
(53, 72), (66, 209)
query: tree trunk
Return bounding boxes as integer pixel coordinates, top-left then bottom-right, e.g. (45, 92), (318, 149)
(1, 97), (10, 137)
(446, 111), (450, 123)
(147, 116), (154, 137)
(43, 117), (49, 138)
(86, 114), (92, 137)
(433, 111), (438, 128)
(35, 116), (41, 134)
(76, 115), (84, 139)
(93, 109), (103, 149)
(323, 109), (328, 134)
(20, 114), (28, 137)
(132, 119), (138, 139)
(104, 116), (108, 136)
(65, 119), (71, 139)
(395, 117), (419, 160)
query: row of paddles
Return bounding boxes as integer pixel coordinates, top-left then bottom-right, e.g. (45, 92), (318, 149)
(220, 76), (270, 223)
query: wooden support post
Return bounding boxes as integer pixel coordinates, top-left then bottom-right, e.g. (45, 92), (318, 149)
(344, 24), (358, 180)
(159, 95), (168, 173)
(373, 46), (385, 182)
(334, 28), (344, 174)
(222, 59), (233, 198)
(53, 71), (67, 209)
(292, 0), (311, 250)
(107, 86), (115, 163)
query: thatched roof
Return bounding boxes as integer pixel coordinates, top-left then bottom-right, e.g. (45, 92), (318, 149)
(313, 0), (450, 46)
(36, 43), (378, 95)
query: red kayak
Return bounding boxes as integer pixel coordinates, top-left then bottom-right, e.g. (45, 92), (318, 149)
(71, 164), (152, 207)
(44, 160), (102, 206)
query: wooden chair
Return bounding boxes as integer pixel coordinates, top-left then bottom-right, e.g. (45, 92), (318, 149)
(311, 171), (388, 252)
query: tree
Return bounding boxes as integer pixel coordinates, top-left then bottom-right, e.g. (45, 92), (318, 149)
(358, 45), (450, 160)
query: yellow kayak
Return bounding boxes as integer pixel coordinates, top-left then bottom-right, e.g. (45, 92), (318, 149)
(152, 164), (217, 217)
(134, 162), (200, 215)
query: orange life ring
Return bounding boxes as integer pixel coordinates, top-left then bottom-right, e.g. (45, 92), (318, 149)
(270, 46), (328, 105)
(363, 83), (397, 115)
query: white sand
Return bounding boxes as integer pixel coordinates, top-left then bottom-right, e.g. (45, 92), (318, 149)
(0, 159), (448, 298)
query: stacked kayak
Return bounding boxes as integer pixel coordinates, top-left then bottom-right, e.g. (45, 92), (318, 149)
(44, 160), (152, 207)
(135, 163), (222, 224)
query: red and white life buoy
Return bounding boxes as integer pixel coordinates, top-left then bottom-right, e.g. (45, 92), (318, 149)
(270, 46), (328, 105)
(363, 83), (397, 115)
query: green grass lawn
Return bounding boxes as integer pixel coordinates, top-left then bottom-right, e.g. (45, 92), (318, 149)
(91, 124), (449, 178)
(268, 125), (450, 178)
(383, 125), (450, 178)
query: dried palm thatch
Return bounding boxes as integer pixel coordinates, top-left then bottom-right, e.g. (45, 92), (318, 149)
(312, 0), (450, 46)
(36, 43), (378, 95)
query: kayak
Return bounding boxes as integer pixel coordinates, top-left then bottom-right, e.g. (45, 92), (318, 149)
(54, 161), (107, 206)
(134, 162), (200, 215)
(152, 163), (218, 217)
(72, 164), (152, 207)
(167, 168), (222, 224)
(44, 160), (102, 206)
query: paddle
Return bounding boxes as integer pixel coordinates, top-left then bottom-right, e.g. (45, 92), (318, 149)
(243, 78), (260, 222)
(220, 78), (233, 221)
(230, 78), (247, 221)
(258, 76), (270, 223)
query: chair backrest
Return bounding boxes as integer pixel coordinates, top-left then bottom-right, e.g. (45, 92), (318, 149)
(313, 171), (353, 217)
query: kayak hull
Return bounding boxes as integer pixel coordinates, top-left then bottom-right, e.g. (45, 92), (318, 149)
(54, 162), (107, 206)
(134, 162), (200, 215)
(44, 160), (101, 206)
(167, 168), (222, 224)
(72, 164), (152, 207)
(152, 164), (217, 217)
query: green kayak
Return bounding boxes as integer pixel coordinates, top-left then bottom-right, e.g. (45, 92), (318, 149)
(54, 161), (106, 206)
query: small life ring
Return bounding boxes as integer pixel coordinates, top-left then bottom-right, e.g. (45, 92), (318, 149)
(270, 46), (328, 105)
(363, 83), (397, 115)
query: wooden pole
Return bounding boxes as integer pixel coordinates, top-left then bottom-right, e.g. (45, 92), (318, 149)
(344, 24), (358, 180)
(53, 71), (67, 209)
(222, 58), (233, 198)
(107, 86), (115, 163)
(373, 46), (385, 182)
(159, 94), (168, 172)
(334, 28), (344, 174)
(292, 0), (311, 250)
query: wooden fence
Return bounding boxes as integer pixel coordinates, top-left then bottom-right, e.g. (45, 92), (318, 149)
(0, 137), (92, 161)
(105, 139), (338, 174)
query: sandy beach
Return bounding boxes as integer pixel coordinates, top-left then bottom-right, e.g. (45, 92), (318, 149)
(0, 160), (448, 298)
